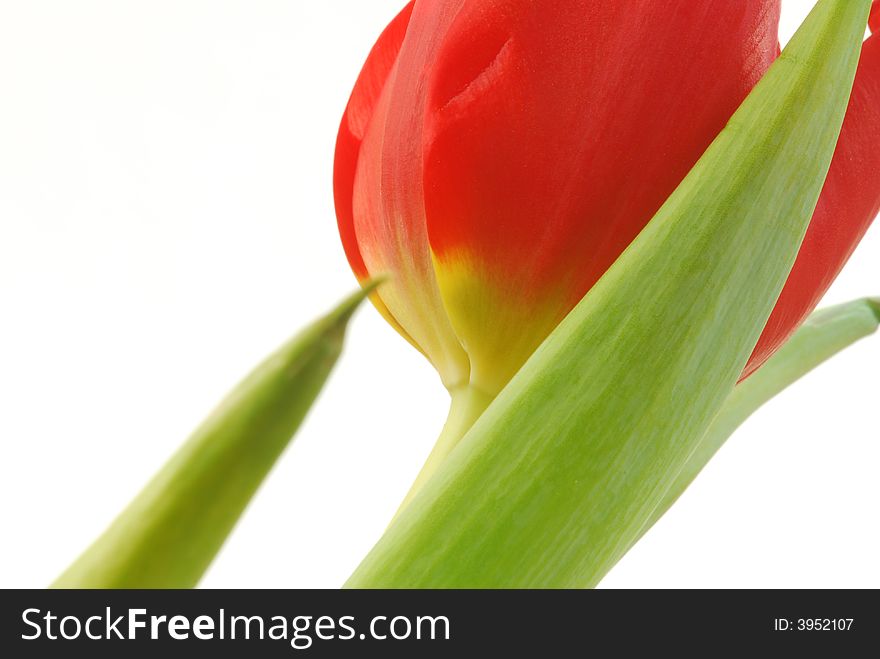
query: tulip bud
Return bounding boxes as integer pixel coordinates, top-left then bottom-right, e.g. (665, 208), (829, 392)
(336, 0), (880, 396)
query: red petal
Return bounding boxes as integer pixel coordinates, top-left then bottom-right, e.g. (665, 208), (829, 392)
(333, 3), (433, 357)
(349, 1), (473, 388)
(334, 2), (414, 280)
(422, 0), (780, 391)
(744, 33), (880, 379)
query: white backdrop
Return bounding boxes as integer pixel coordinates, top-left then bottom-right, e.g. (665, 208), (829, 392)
(1, 1), (877, 589)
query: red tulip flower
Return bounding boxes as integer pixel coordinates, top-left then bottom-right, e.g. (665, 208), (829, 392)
(335, 0), (880, 396)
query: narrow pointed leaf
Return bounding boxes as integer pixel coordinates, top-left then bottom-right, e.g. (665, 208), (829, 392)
(52, 286), (375, 589)
(634, 297), (880, 543)
(347, 0), (869, 589)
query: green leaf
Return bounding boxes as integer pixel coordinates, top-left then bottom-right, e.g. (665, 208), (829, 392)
(52, 285), (376, 589)
(346, 0), (870, 588)
(632, 297), (880, 545)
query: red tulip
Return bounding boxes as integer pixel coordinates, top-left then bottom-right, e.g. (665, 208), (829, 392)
(335, 0), (880, 395)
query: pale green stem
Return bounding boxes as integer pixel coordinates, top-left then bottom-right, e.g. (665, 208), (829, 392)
(392, 385), (494, 520)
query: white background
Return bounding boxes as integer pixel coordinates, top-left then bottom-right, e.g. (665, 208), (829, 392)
(0, 0), (877, 589)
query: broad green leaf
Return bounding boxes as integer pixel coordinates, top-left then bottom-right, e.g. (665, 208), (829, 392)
(52, 285), (375, 589)
(633, 297), (880, 544)
(346, 0), (869, 588)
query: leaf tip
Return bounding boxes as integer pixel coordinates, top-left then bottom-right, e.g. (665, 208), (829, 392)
(360, 275), (388, 296)
(323, 277), (387, 331)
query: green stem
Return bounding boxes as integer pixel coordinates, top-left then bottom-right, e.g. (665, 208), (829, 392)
(392, 385), (494, 520)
